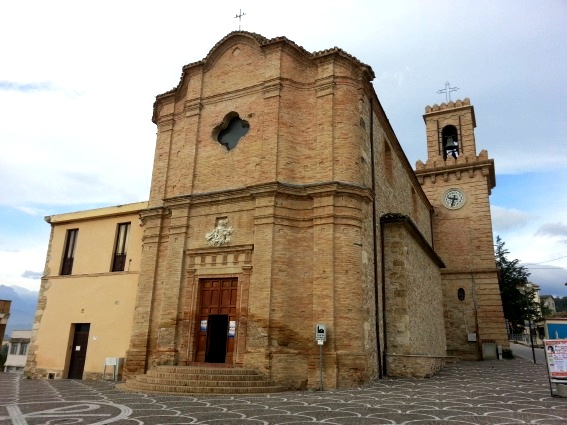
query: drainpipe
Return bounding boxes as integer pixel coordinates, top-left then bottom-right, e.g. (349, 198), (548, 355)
(369, 97), (383, 378)
(380, 218), (387, 376)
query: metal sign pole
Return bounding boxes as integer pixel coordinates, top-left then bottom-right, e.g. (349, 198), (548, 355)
(319, 343), (323, 391)
(315, 323), (326, 391)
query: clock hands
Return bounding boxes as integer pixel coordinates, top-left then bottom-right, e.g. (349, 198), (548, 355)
(443, 189), (465, 209)
(449, 194), (458, 207)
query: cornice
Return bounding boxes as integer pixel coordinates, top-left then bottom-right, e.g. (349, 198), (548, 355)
(440, 268), (498, 275)
(186, 244), (254, 256)
(139, 206), (171, 227)
(415, 158), (496, 189)
(423, 97), (475, 119)
(162, 181), (373, 208)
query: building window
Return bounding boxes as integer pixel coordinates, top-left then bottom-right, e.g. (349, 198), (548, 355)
(112, 222), (130, 272)
(19, 343), (28, 355)
(10, 343), (19, 355)
(214, 112), (249, 151)
(61, 229), (78, 275)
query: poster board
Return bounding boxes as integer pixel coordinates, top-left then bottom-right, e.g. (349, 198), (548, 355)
(544, 339), (567, 396)
(544, 339), (567, 379)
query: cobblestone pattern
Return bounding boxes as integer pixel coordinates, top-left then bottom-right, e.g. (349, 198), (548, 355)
(2, 358), (566, 424)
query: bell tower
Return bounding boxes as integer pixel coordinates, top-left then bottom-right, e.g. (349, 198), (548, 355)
(424, 97), (478, 163)
(415, 98), (509, 359)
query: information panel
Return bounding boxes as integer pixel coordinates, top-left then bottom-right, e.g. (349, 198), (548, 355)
(315, 324), (327, 343)
(544, 339), (567, 378)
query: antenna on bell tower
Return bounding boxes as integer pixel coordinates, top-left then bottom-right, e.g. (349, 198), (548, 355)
(234, 9), (246, 30)
(437, 81), (459, 102)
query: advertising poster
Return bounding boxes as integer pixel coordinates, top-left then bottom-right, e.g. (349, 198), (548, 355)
(545, 339), (567, 378)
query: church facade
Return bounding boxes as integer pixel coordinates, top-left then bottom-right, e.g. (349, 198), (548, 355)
(26, 32), (508, 389)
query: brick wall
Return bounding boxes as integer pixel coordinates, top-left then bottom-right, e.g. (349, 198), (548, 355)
(416, 101), (509, 358)
(125, 32), (449, 389)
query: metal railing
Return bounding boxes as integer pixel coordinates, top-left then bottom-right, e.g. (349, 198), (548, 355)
(508, 333), (530, 344)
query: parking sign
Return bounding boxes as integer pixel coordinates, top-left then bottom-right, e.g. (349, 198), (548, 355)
(315, 324), (327, 343)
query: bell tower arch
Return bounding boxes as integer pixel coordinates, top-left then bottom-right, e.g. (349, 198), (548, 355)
(441, 125), (459, 160)
(416, 98), (508, 360)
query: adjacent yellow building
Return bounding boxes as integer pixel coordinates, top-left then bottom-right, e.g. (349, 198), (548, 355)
(26, 202), (146, 379)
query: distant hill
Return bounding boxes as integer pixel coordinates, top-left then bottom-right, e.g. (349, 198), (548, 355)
(0, 285), (38, 339)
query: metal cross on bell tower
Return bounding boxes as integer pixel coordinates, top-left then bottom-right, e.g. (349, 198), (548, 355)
(437, 81), (459, 102)
(234, 9), (246, 31)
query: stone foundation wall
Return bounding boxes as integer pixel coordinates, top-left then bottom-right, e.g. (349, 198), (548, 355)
(382, 216), (447, 370)
(386, 354), (450, 378)
(25, 367), (63, 380)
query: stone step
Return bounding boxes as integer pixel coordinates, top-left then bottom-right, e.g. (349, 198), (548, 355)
(143, 372), (267, 382)
(136, 376), (275, 387)
(120, 381), (287, 395)
(148, 366), (260, 376)
(120, 365), (288, 395)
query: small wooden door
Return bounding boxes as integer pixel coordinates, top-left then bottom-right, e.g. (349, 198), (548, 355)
(68, 323), (90, 379)
(195, 278), (238, 363)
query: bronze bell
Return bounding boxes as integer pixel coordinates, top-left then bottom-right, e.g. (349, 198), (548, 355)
(445, 136), (458, 149)
(444, 136), (458, 159)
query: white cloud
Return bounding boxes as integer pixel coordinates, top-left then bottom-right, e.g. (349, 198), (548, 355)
(21, 270), (42, 280)
(536, 223), (567, 238)
(491, 206), (531, 233)
(377, 67), (412, 87)
(0, 247), (45, 292)
(15, 206), (44, 216)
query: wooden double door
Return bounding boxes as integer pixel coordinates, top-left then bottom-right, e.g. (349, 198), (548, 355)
(195, 278), (238, 364)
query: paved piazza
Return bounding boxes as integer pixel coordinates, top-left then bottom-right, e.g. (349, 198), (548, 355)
(1, 358), (567, 424)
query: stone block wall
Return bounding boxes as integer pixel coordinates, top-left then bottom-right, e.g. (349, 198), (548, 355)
(387, 354), (448, 378)
(382, 216), (448, 377)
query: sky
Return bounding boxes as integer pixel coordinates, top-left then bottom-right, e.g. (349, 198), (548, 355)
(1, 0), (566, 297)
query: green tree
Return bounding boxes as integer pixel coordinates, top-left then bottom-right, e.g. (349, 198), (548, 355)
(554, 296), (567, 312)
(495, 236), (539, 333)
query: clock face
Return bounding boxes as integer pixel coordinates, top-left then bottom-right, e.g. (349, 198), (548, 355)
(443, 188), (466, 209)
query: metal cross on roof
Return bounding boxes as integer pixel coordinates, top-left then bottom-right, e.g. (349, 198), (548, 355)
(234, 9), (246, 31)
(437, 81), (459, 102)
